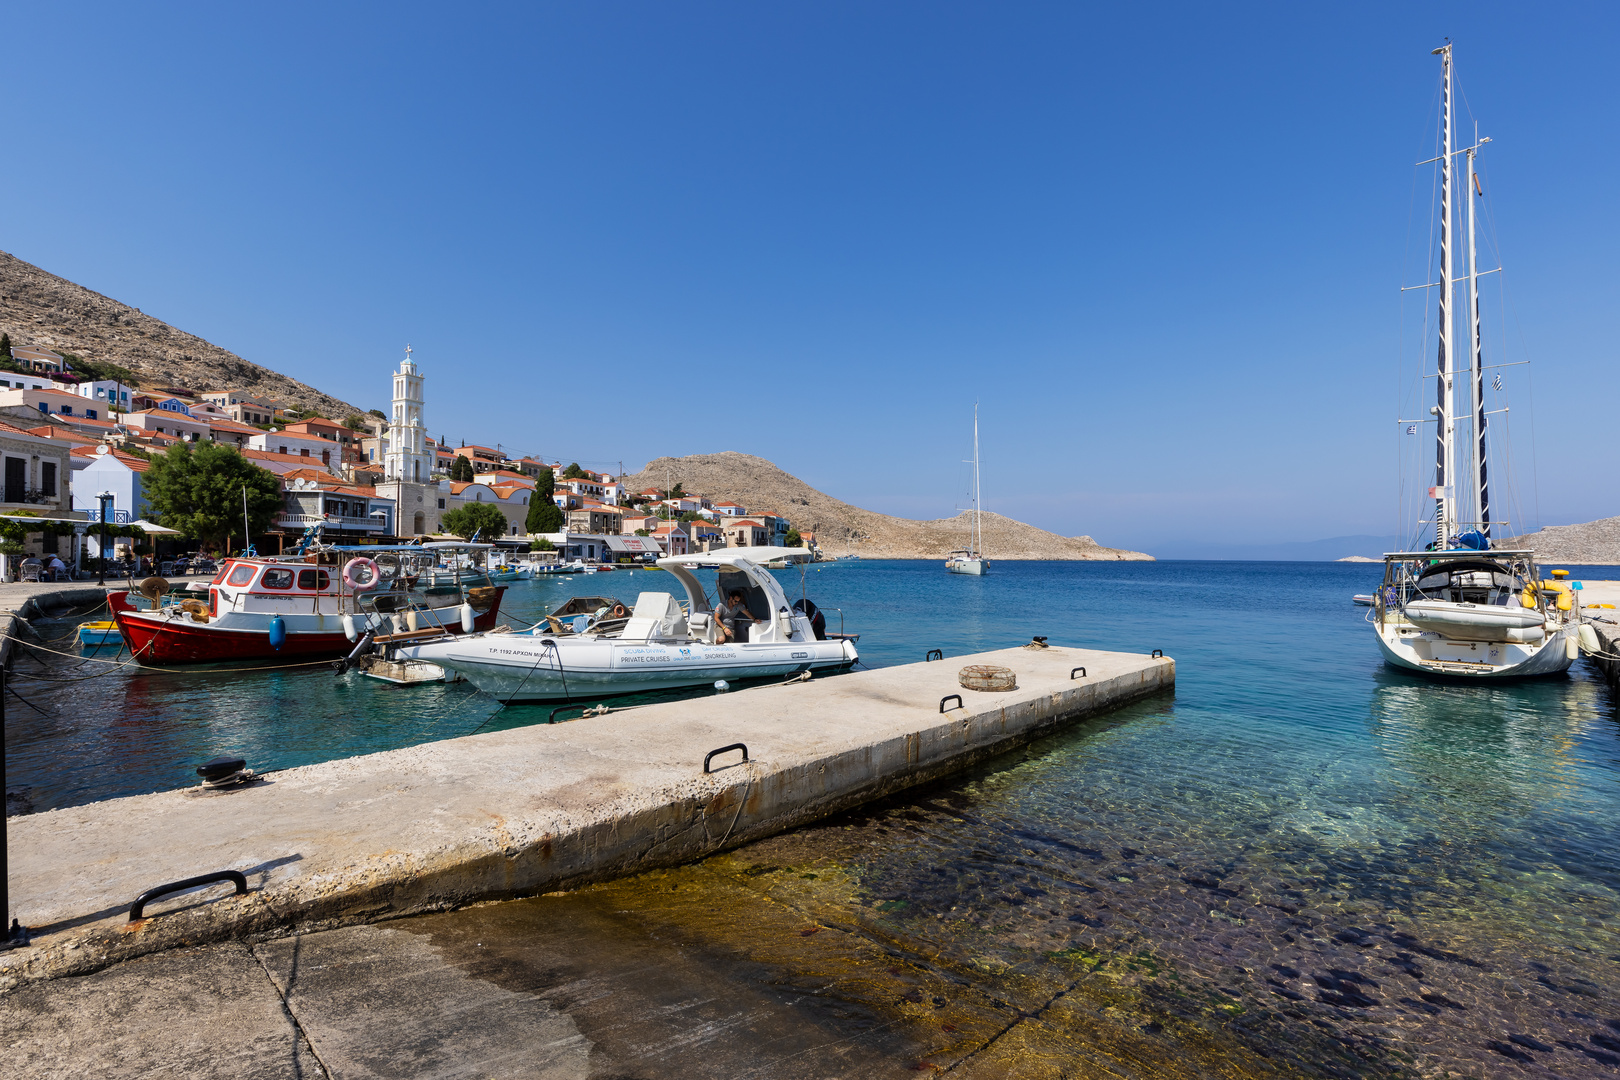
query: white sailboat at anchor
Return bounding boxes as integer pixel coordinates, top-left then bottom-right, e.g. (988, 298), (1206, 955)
(1372, 43), (1577, 679)
(946, 404), (988, 576)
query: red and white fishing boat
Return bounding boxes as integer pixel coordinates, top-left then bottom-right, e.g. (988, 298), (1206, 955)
(109, 542), (508, 665)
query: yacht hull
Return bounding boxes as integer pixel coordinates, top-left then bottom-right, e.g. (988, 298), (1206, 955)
(1375, 621), (1575, 679)
(399, 635), (859, 702)
(946, 558), (987, 576)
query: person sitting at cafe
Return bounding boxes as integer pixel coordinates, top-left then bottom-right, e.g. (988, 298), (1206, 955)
(715, 589), (763, 643)
(46, 555), (67, 581)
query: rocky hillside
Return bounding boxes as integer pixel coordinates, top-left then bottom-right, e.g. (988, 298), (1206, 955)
(622, 452), (1152, 561)
(0, 250), (364, 418)
(1496, 516), (1620, 565)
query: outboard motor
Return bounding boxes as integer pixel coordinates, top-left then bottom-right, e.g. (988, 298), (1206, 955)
(792, 598), (827, 640)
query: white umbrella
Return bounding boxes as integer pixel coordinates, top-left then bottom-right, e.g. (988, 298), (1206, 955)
(127, 519), (183, 535)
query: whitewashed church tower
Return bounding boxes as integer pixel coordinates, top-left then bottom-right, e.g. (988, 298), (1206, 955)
(384, 345), (432, 484)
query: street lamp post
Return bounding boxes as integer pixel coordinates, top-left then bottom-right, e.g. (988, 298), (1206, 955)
(96, 492), (114, 586)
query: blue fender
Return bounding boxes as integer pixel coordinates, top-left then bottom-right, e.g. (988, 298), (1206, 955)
(268, 615), (287, 652)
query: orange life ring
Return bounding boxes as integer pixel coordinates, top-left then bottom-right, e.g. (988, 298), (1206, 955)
(343, 557), (382, 592)
(611, 603), (628, 618)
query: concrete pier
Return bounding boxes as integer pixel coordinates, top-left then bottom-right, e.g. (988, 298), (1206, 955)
(0, 582), (111, 664)
(1580, 579), (1620, 687)
(0, 642), (1172, 987)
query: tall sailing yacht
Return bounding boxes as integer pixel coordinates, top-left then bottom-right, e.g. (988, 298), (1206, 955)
(1372, 43), (1577, 679)
(946, 404), (988, 576)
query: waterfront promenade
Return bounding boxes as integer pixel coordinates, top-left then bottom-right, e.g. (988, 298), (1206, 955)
(2, 640), (1172, 991)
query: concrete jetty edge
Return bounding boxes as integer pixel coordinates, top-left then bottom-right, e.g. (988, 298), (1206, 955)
(1, 643), (1173, 989)
(0, 583), (113, 664)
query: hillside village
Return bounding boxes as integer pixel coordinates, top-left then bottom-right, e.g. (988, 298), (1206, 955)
(0, 340), (805, 575)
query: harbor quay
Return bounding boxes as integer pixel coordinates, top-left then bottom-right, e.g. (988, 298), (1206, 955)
(0, 639), (1173, 989)
(1578, 580), (1620, 688)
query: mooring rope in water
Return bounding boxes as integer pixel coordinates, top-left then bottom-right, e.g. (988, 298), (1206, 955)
(0, 632), (342, 676)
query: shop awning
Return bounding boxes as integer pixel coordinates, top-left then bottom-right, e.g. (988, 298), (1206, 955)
(604, 535), (661, 554)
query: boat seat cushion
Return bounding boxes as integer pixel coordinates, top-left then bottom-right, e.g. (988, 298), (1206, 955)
(622, 591), (686, 642)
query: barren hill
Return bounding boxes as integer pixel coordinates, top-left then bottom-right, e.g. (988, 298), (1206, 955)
(1496, 516), (1620, 565)
(0, 250), (364, 418)
(622, 452), (1152, 561)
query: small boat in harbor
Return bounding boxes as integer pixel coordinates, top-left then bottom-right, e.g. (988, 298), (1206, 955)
(397, 547), (857, 702)
(1370, 45), (1575, 679)
(110, 542), (507, 665)
(78, 620), (121, 646)
(946, 404), (988, 576)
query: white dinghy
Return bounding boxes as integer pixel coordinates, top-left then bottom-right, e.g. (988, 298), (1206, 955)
(397, 547), (858, 703)
(1401, 598), (1546, 642)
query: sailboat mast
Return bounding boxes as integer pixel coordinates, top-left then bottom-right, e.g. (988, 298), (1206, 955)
(1467, 132), (1490, 541)
(972, 403), (982, 555)
(1433, 44), (1456, 548)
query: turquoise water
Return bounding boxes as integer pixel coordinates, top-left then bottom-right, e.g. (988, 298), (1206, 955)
(9, 560), (1620, 1073)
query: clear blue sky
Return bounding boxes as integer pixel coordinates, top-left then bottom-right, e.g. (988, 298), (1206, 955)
(2, 3), (1615, 556)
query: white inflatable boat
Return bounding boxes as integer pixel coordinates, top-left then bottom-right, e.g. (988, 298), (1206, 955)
(398, 547), (857, 702)
(1402, 599), (1547, 642)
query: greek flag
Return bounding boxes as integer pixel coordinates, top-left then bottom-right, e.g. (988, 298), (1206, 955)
(1406, 425), (1416, 435)
(1492, 373), (1503, 391)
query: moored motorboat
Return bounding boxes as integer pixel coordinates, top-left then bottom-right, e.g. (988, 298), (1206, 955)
(110, 542), (507, 665)
(398, 547), (856, 702)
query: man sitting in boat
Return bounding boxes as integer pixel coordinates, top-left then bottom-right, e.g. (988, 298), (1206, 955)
(715, 588), (764, 643)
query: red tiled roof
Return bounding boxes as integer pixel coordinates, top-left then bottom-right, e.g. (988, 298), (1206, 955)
(25, 425), (99, 445)
(71, 445), (152, 472)
(243, 449), (333, 465)
(282, 468), (377, 497)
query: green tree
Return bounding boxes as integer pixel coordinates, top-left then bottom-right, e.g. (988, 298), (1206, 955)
(450, 455), (475, 482)
(678, 510), (704, 523)
(562, 462), (585, 479)
(367, 408), (386, 419)
(530, 537), (555, 552)
(0, 333), (11, 358)
(141, 442), (283, 550)
(528, 500), (564, 534)
(343, 415), (368, 432)
(784, 528), (802, 547)
(664, 482), (686, 500)
(634, 528), (651, 537)
(525, 467), (560, 534)
(440, 501), (509, 540)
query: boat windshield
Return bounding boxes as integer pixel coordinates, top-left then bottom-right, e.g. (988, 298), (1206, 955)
(1411, 565), (1520, 604)
(716, 568), (773, 621)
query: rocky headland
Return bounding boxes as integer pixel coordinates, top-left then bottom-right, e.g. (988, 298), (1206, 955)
(621, 452), (1151, 561)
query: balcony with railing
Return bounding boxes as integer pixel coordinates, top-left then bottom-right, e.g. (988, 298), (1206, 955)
(275, 512), (388, 532)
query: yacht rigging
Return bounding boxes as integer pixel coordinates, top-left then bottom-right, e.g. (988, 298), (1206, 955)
(1372, 43), (1577, 679)
(946, 404), (988, 576)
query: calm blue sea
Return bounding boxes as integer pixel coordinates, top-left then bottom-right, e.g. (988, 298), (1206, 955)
(9, 559), (1620, 1072)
